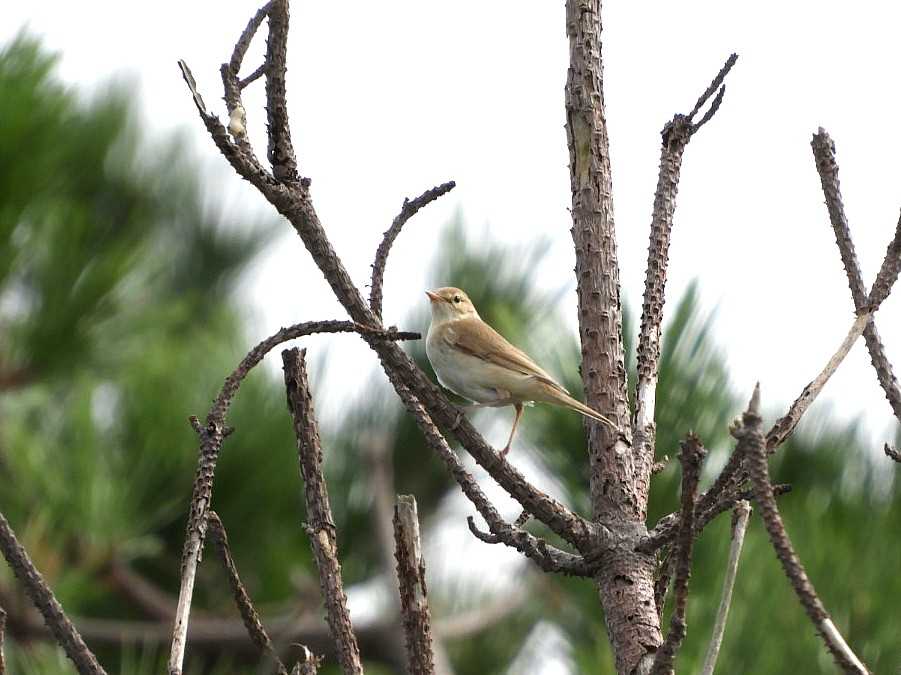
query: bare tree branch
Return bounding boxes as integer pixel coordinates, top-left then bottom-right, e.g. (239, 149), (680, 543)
(391, 381), (594, 576)
(369, 181), (457, 321)
(766, 310), (872, 449)
(565, 0), (633, 521)
(811, 129), (901, 423)
(0, 513), (107, 675)
(283, 348), (364, 675)
(634, 54), (737, 508)
(699, 500), (751, 675)
(168, 321), (415, 675)
(207, 512), (291, 675)
(648, 435), (706, 675)
(265, 0), (300, 182)
(393, 496), (436, 675)
(745, 386), (869, 674)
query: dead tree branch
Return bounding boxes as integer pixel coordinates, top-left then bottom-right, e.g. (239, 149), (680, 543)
(168, 321), (415, 675)
(811, 129), (901, 423)
(283, 348), (363, 675)
(769, 210), (901, 450)
(745, 386), (869, 674)
(634, 53), (737, 510)
(648, 435), (706, 675)
(370, 181), (457, 321)
(393, 495), (436, 675)
(207, 512), (291, 675)
(766, 310), (873, 449)
(699, 500), (751, 675)
(0, 513), (107, 675)
(391, 381), (594, 576)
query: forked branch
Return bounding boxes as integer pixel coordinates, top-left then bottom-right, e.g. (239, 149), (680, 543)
(811, 129), (901, 424)
(634, 54), (737, 500)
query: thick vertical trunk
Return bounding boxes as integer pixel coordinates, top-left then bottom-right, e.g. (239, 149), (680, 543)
(564, 1), (662, 672)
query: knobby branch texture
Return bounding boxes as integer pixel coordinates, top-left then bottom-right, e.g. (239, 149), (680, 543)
(633, 54), (736, 518)
(745, 388), (869, 674)
(0, 513), (107, 675)
(393, 496), (436, 675)
(649, 435), (706, 675)
(811, 129), (901, 424)
(283, 348), (363, 675)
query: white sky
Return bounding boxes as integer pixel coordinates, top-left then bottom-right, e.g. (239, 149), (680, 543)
(6, 1), (900, 453)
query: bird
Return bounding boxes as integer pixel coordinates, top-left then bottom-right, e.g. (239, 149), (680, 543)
(424, 286), (618, 456)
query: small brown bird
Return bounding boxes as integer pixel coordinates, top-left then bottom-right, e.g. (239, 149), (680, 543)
(425, 287), (617, 456)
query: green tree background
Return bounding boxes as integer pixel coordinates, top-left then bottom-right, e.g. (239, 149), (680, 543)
(0, 35), (898, 674)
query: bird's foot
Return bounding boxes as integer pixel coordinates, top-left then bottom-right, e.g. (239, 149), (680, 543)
(451, 410), (465, 430)
(499, 445), (511, 459)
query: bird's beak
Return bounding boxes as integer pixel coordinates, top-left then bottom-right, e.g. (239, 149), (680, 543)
(425, 290), (442, 303)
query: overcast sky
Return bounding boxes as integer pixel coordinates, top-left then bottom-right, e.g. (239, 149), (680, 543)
(6, 2), (900, 452)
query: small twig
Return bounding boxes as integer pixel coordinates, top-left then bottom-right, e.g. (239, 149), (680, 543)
(207, 512), (290, 675)
(885, 444), (901, 463)
(0, 513), (107, 675)
(369, 182), (457, 321)
(168, 321), (412, 675)
(283, 348), (364, 675)
(811, 129), (901, 423)
(767, 311), (872, 449)
(391, 381), (594, 576)
(634, 53), (737, 502)
(393, 496), (436, 675)
(649, 434), (706, 675)
(699, 500), (751, 675)
(265, 0), (299, 182)
(746, 386), (869, 674)
(240, 62), (268, 89)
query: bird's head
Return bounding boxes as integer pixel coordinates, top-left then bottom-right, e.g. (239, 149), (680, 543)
(425, 287), (479, 323)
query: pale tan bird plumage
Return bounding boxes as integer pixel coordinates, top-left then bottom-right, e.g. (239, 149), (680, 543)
(424, 286), (617, 457)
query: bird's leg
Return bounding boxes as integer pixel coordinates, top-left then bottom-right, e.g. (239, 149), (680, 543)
(500, 403), (524, 457)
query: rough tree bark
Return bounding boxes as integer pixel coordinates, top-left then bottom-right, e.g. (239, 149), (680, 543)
(564, 2), (661, 672)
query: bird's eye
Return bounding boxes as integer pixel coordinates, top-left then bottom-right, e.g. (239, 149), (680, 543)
(453, 295), (461, 304)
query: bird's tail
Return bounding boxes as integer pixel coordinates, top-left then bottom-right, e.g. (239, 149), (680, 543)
(546, 387), (619, 431)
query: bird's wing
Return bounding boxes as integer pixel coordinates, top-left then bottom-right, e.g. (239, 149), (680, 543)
(443, 318), (569, 393)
